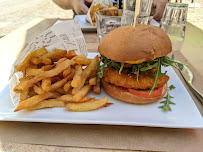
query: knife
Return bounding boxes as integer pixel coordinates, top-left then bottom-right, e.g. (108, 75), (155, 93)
(177, 64), (203, 103)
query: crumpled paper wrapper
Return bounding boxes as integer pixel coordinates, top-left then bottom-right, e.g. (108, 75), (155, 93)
(86, 0), (113, 26)
(9, 20), (88, 107)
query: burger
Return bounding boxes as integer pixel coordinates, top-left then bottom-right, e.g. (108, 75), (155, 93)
(96, 25), (173, 104)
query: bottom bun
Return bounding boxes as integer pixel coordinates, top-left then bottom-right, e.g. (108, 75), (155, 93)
(101, 79), (168, 104)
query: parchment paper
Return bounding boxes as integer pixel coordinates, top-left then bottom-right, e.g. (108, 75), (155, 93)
(9, 20), (88, 107)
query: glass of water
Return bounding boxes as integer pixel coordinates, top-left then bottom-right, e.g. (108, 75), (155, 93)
(95, 9), (134, 41)
(123, 0), (153, 25)
(160, 2), (188, 51)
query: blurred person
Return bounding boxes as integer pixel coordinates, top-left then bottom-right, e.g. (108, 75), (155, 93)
(53, 0), (168, 21)
(53, 0), (93, 15)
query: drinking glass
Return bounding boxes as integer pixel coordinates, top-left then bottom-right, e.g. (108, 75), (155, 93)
(95, 9), (134, 41)
(123, 0), (153, 25)
(160, 2), (188, 51)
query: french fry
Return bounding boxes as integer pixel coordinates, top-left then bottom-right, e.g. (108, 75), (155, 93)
(26, 68), (44, 76)
(42, 58), (52, 65)
(73, 84), (92, 102)
(16, 47), (48, 71)
(33, 84), (46, 95)
(73, 55), (92, 65)
(103, 102), (113, 107)
(20, 89), (29, 101)
(56, 58), (67, 67)
(14, 59), (75, 92)
(72, 56), (99, 94)
(63, 66), (71, 77)
(71, 65), (83, 87)
(41, 49), (67, 59)
(14, 92), (60, 112)
(89, 77), (97, 85)
(26, 65), (54, 76)
(63, 81), (72, 92)
(55, 87), (67, 95)
(65, 97), (108, 111)
(24, 99), (65, 111)
(31, 57), (41, 65)
(65, 50), (77, 59)
(57, 94), (73, 102)
(93, 83), (101, 94)
(41, 78), (51, 92)
(50, 72), (74, 92)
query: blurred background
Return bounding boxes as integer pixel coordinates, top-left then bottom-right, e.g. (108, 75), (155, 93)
(0, 0), (202, 38)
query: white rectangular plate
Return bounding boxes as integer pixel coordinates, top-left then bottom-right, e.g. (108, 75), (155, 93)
(0, 53), (203, 128)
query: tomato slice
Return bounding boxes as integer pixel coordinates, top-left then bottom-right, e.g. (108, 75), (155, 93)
(128, 86), (163, 98)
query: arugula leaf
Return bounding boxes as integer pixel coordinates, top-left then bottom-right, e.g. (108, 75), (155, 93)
(159, 92), (175, 112)
(169, 85), (176, 90)
(149, 58), (167, 95)
(140, 62), (158, 71)
(119, 63), (125, 74)
(137, 67), (139, 81)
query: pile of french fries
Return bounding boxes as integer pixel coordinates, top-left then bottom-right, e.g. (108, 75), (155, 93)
(13, 47), (112, 112)
(90, 3), (119, 26)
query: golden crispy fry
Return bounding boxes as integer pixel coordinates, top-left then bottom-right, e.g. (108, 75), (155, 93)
(41, 49), (67, 59)
(63, 81), (72, 92)
(55, 87), (67, 95)
(50, 72), (74, 92)
(14, 59), (75, 92)
(23, 69), (26, 78)
(24, 99), (65, 111)
(26, 68), (44, 76)
(72, 56), (99, 94)
(41, 65), (54, 71)
(73, 55), (92, 65)
(57, 94), (73, 102)
(89, 77), (97, 85)
(33, 84), (46, 95)
(93, 22), (96, 26)
(65, 50), (77, 59)
(93, 83), (101, 94)
(26, 65), (54, 76)
(16, 47), (48, 71)
(31, 57), (41, 65)
(41, 78), (51, 92)
(103, 102), (114, 107)
(42, 58), (52, 65)
(20, 89), (29, 101)
(73, 84), (92, 102)
(63, 66), (71, 77)
(14, 92), (60, 112)
(58, 94), (93, 103)
(56, 58), (66, 67)
(71, 65), (83, 87)
(65, 97), (108, 111)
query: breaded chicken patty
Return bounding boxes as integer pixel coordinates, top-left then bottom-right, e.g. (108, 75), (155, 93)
(102, 67), (169, 90)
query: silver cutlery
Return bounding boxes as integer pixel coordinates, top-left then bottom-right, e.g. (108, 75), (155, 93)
(177, 64), (203, 104)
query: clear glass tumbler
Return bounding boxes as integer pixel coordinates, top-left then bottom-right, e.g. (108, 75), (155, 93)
(123, 0), (153, 25)
(160, 2), (188, 51)
(95, 9), (134, 41)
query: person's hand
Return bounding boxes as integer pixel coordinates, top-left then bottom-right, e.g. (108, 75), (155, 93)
(53, 0), (93, 15)
(153, 0), (168, 21)
(72, 0), (93, 15)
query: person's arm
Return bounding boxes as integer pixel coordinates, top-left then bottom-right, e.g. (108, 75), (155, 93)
(52, 0), (93, 15)
(153, 0), (169, 21)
